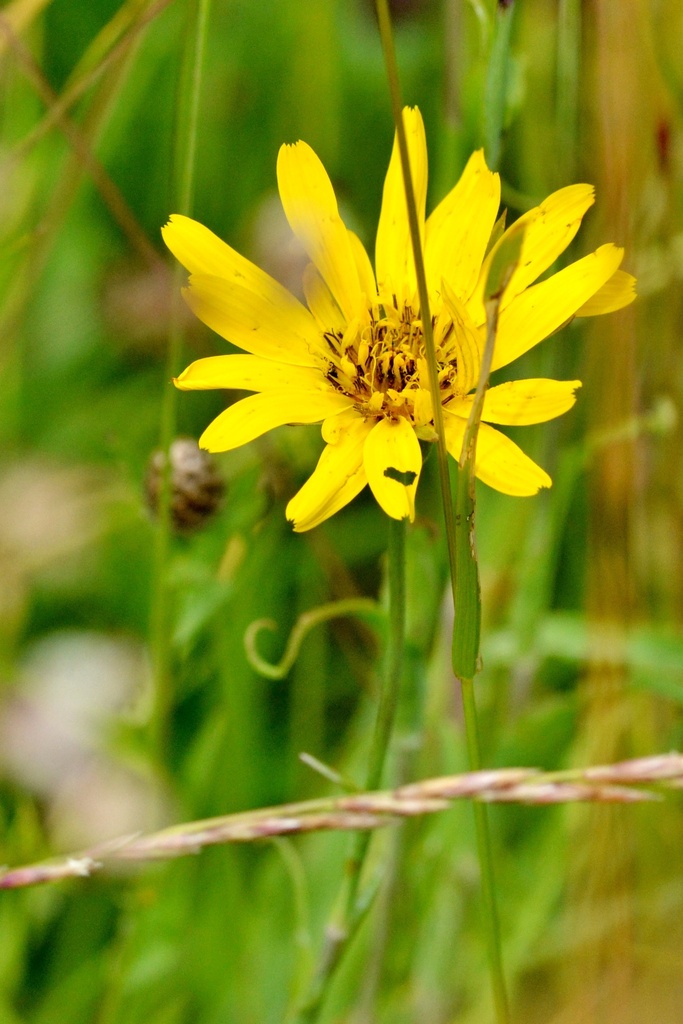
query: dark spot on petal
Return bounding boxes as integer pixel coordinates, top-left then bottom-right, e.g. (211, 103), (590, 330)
(384, 466), (417, 486)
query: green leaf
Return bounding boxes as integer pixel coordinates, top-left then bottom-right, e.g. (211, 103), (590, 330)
(484, 221), (525, 301)
(482, 0), (516, 170)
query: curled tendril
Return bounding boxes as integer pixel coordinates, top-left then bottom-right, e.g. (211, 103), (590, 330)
(244, 598), (383, 680)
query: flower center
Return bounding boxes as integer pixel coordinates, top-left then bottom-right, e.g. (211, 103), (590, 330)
(323, 303), (463, 427)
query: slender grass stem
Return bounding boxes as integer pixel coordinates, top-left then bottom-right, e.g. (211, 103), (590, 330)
(0, 17), (160, 268)
(461, 678), (510, 1023)
(294, 516), (407, 1023)
(452, 230), (522, 1024)
(374, 0), (458, 595)
(149, 0), (212, 759)
(482, 1), (516, 172)
(10, 0), (173, 163)
(556, 0), (581, 182)
(374, 3), (510, 1021)
(344, 516), (406, 917)
(365, 517), (407, 793)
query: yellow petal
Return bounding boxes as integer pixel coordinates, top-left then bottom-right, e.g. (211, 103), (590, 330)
(375, 107), (427, 309)
(321, 406), (364, 443)
(303, 263), (345, 333)
(277, 141), (362, 324)
(174, 355), (325, 392)
(182, 273), (322, 367)
(286, 415), (373, 532)
(162, 214), (253, 277)
(425, 149), (500, 305)
(199, 389), (353, 452)
(444, 413), (551, 495)
(363, 416), (422, 521)
(347, 230), (377, 303)
(451, 379), (582, 425)
(575, 269), (636, 316)
(468, 184), (595, 324)
(440, 279), (484, 395)
(412, 388), (433, 429)
(492, 244), (624, 372)
(163, 215), (321, 362)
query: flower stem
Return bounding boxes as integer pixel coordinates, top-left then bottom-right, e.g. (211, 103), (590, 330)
(366, 515), (407, 791)
(149, 0), (212, 760)
(374, 3), (510, 1021)
(294, 515), (407, 1023)
(482, 0), (516, 172)
(461, 677), (511, 1023)
(374, 0), (458, 593)
(343, 515), (406, 917)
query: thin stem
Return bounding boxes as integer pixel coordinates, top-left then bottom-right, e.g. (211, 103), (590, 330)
(366, 516), (407, 792)
(452, 238), (514, 1024)
(374, 3), (510, 1021)
(294, 516), (407, 1023)
(461, 678), (510, 1023)
(9, 0), (173, 165)
(149, 0), (212, 759)
(451, 261), (507, 679)
(482, 1), (516, 172)
(0, 16), (161, 268)
(344, 516), (406, 916)
(556, 0), (581, 182)
(374, 0), (459, 597)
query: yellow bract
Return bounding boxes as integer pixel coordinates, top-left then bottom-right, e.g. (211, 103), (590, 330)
(375, 106), (427, 309)
(277, 142), (362, 324)
(199, 389), (352, 453)
(163, 107), (636, 531)
(426, 150), (500, 306)
(450, 379), (582, 426)
(174, 355), (324, 393)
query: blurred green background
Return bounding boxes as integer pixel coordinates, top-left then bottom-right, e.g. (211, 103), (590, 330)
(1, 0), (682, 1021)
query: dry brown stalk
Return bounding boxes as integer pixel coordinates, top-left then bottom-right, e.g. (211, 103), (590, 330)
(1, 753), (681, 891)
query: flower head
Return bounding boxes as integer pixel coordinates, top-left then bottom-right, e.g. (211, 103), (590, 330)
(162, 107), (635, 531)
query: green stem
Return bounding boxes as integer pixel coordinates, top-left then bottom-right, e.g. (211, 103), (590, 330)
(374, 0), (458, 597)
(294, 516), (407, 1023)
(556, 0), (581, 182)
(343, 516), (406, 917)
(149, 0), (212, 759)
(461, 678), (510, 1023)
(482, 1), (516, 171)
(365, 516), (407, 792)
(374, 3), (510, 1021)
(451, 272), (505, 680)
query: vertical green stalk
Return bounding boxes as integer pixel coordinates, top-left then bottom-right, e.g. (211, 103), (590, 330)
(365, 515), (407, 792)
(452, 227), (524, 680)
(556, 0), (581, 181)
(374, 1), (456, 580)
(149, 0), (212, 758)
(482, 1), (516, 171)
(295, 516), (407, 1023)
(451, 230), (523, 1024)
(343, 515), (406, 918)
(374, 2), (511, 1021)
(460, 679), (510, 1017)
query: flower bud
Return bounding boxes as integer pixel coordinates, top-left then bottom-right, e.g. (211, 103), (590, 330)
(145, 438), (224, 533)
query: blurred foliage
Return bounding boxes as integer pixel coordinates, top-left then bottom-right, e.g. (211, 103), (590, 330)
(0, 0), (682, 1021)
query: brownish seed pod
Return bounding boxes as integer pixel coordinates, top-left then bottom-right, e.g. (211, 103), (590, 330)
(145, 438), (225, 533)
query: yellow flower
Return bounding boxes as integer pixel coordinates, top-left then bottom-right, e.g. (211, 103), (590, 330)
(163, 107), (635, 532)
